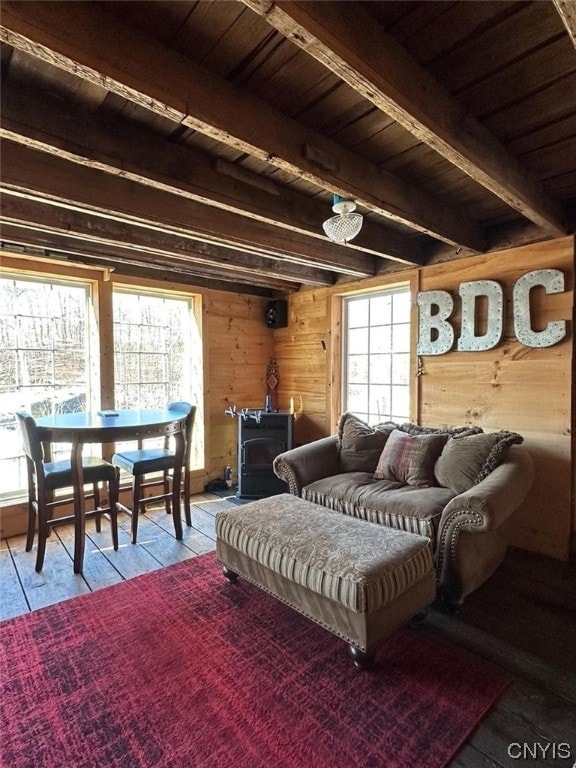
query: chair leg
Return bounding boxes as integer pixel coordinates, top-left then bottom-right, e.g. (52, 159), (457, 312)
(94, 483), (102, 533)
(26, 499), (36, 552)
(35, 504), (48, 573)
(46, 490), (54, 538)
(131, 475), (143, 544)
(109, 470), (120, 551)
(25, 463), (36, 551)
(184, 469), (191, 527)
(162, 471), (171, 516)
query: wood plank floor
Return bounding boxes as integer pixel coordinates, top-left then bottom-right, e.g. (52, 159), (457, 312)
(1, 494), (575, 768)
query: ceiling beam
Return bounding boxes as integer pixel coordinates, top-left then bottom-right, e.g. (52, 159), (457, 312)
(0, 237), (279, 297)
(0, 0), (485, 250)
(0, 80), (423, 267)
(0, 195), (334, 287)
(0, 223), (299, 292)
(554, 0), (576, 48)
(1, 140), (375, 278)
(243, 0), (567, 237)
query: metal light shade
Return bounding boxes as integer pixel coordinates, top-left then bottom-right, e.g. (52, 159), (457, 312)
(322, 198), (363, 243)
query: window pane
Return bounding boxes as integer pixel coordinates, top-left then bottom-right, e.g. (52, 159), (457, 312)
(348, 327), (369, 354)
(346, 384), (368, 414)
(348, 355), (368, 383)
(347, 299), (369, 328)
(369, 294), (392, 326)
(392, 353), (410, 385)
(343, 286), (410, 425)
(113, 290), (204, 469)
(392, 323), (410, 353)
(369, 354), (391, 384)
(369, 385), (390, 422)
(370, 325), (392, 354)
(393, 291), (411, 323)
(0, 275), (92, 499)
(391, 386), (410, 420)
(140, 354), (165, 384)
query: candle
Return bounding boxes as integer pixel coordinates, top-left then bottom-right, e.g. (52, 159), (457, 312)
(289, 397), (294, 414)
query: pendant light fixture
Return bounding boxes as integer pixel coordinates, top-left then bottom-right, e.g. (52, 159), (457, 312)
(322, 194), (363, 244)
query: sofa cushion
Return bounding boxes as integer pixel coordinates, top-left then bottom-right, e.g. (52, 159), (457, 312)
(373, 429), (448, 488)
(337, 412), (396, 473)
(435, 431), (524, 493)
(303, 472), (456, 545)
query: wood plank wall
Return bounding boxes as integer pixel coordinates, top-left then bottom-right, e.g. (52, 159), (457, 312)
(274, 237), (575, 561)
(203, 289), (274, 485)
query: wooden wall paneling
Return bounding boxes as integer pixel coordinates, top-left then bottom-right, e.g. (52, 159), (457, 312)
(418, 352), (571, 434)
(95, 276), (115, 413)
(94, 275), (115, 464)
(204, 290), (273, 484)
(272, 238), (574, 561)
(272, 287), (330, 445)
(328, 293), (343, 436)
(512, 432), (572, 561)
(418, 237), (574, 560)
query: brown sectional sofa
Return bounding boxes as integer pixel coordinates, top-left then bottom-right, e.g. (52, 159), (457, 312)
(273, 414), (535, 609)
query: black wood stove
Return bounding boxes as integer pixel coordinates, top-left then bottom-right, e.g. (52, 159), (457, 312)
(226, 407), (293, 499)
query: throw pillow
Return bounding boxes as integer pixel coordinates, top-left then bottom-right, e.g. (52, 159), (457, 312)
(475, 431), (524, 483)
(374, 429), (448, 488)
(434, 431), (524, 493)
(399, 423), (484, 438)
(337, 412), (397, 473)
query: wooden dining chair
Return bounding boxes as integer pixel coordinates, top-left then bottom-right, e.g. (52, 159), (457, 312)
(112, 402), (196, 543)
(15, 410), (120, 573)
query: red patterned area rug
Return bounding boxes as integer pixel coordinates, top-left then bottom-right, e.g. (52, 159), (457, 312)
(0, 554), (506, 768)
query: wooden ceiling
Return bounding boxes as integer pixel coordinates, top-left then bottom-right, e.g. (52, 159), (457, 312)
(1, 0), (575, 296)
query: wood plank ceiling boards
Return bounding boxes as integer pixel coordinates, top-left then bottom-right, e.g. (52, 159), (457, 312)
(1, 0), (575, 294)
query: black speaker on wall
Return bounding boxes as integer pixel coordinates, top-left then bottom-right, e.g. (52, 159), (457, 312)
(265, 299), (288, 329)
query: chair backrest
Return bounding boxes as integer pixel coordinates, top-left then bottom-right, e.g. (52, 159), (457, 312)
(167, 401), (196, 462)
(15, 410), (44, 462)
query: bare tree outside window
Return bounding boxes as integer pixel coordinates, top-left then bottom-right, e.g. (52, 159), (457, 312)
(0, 278), (205, 500)
(113, 289), (204, 470)
(0, 276), (91, 497)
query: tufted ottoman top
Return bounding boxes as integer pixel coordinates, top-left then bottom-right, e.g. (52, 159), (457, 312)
(216, 494), (433, 614)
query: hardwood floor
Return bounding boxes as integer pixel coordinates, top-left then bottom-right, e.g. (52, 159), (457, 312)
(1, 494), (575, 767)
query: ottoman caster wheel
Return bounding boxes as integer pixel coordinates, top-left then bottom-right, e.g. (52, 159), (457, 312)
(222, 566), (238, 583)
(348, 644), (374, 670)
(442, 595), (464, 615)
(410, 608), (428, 627)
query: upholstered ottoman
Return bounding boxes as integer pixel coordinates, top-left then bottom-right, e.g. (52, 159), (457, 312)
(216, 493), (435, 668)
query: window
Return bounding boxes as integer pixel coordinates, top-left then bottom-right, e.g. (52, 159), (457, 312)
(0, 274), (95, 499)
(343, 287), (411, 425)
(113, 288), (204, 470)
(0, 274), (205, 501)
